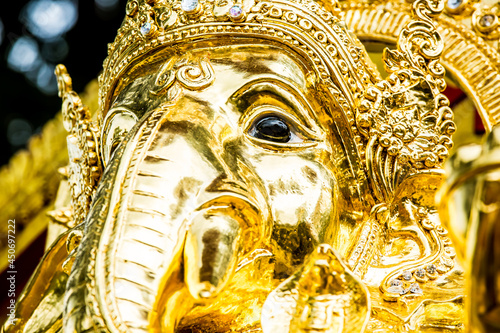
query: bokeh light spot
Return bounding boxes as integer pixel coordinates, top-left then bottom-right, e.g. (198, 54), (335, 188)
(36, 63), (58, 95)
(0, 18), (4, 47)
(7, 37), (41, 73)
(7, 119), (33, 147)
(95, 0), (119, 11)
(41, 37), (69, 62)
(22, 0), (78, 41)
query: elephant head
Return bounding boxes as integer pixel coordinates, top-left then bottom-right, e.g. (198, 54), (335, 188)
(2, 0), (465, 332)
(58, 0), (463, 328)
(62, 39), (376, 332)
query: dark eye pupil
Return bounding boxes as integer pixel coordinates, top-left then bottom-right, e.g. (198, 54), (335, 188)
(254, 116), (291, 143)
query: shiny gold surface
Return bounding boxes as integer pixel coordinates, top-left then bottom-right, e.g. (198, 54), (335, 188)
(342, 0), (500, 132)
(4, 0), (500, 332)
(439, 126), (500, 333)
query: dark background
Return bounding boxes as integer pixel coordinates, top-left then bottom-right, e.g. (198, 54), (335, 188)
(0, 0), (128, 167)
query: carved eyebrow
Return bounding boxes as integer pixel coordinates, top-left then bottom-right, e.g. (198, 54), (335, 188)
(228, 77), (320, 133)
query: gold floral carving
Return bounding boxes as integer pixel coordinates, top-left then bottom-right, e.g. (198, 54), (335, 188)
(342, 0), (500, 130)
(55, 65), (102, 227)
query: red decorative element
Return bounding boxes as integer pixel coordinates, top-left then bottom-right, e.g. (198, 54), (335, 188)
(475, 110), (486, 134)
(443, 85), (466, 107)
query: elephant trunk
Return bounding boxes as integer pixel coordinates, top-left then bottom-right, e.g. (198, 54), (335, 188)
(184, 207), (242, 299)
(64, 109), (265, 333)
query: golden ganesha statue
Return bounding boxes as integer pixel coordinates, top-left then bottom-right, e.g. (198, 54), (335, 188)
(2, 0), (500, 332)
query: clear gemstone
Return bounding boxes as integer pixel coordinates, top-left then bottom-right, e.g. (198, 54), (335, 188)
(140, 22), (151, 35)
(409, 283), (423, 294)
(228, 5), (243, 18)
(447, 0), (462, 10)
(415, 268), (426, 278)
(181, 0), (199, 12)
(426, 264), (436, 274)
(67, 135), (84, 197)
(402, 271), (412, 281)
(387, 285), (404, 294)
(390, 279), (403, 287)
(479, 14), (496, 28)
(67, 135), (82, 162)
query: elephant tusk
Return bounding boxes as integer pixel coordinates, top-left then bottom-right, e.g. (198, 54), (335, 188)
(184, 207), (243, 299)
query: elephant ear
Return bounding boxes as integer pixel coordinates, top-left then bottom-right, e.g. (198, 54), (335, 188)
(355, 0), (455, 203)
(261, 244), (370, 333)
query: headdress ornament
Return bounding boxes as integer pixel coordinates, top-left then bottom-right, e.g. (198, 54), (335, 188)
(56, 0), (460, 233)
(98, 0), (381, 127)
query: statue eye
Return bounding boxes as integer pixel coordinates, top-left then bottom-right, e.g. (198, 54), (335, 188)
(251, 116), (291, 143)
(242, 102), (319, 147)
(246, 110), (314, 146)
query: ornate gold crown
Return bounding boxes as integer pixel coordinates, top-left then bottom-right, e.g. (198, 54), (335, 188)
(92, 0), (454, 202)
(98, 0), (500, 126)
(97, 0), (381, 126)
(54, 0), (465, 228)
